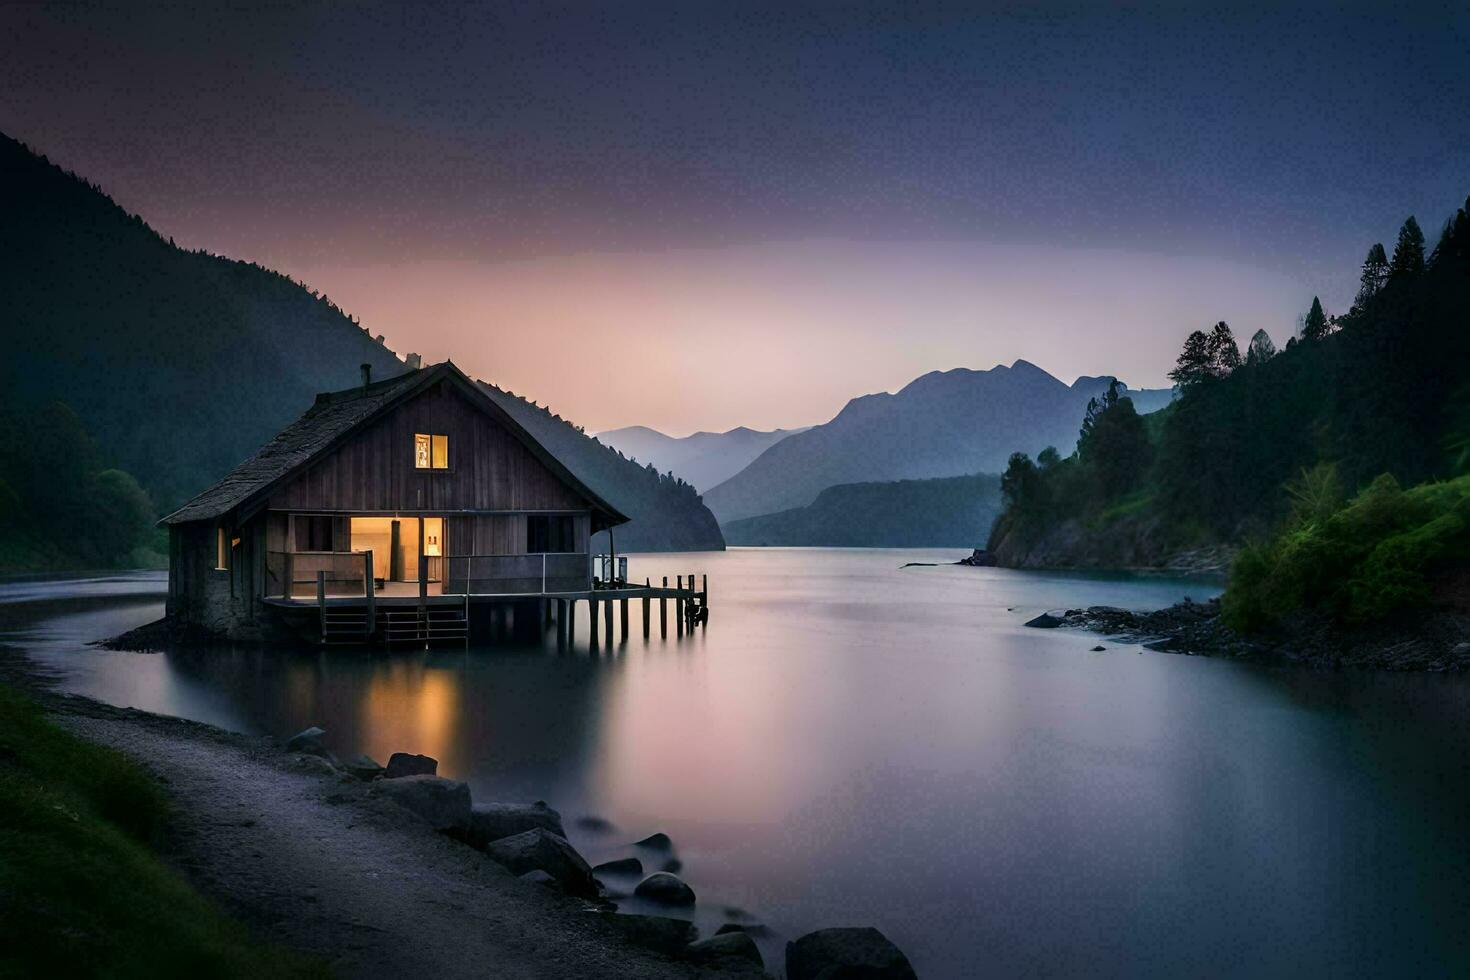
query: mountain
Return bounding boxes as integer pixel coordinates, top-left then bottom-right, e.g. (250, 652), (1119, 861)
(596, 425), (805, 491)
(479, 386), (724, 552)
(0, 132), (411, 512)
(0, 133), (723, 562)
(722, 473), (1001, 548)
(702, 361), (1172, 523)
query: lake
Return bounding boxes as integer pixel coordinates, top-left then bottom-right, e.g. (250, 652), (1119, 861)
(4, 548), (1470, 977)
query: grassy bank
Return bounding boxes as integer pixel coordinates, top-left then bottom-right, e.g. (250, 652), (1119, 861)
(0, 683), (324, 979)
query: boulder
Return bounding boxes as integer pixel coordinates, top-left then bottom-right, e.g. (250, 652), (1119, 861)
(371, 775), (471, 830)
(634, 872), (696, 906)
(956, 548), (998, 567)
(1090, 645), (1107, 652)
(384, 752), (437, 779)
(464, 801), (566, 847)
(344, 754), (385, 781)
(519, 869), (558, 888)
(600, 913), (697, 954)
(593, 857), (644, 876)
(1453, 642), (1470, 656)
(483, 829), (596, 898)
(685, 932), (763, 968)
(1025, 612), (1064, 628)
(633, 832), (673, 851)
(787, 927), (916, 980)
(286, 726), (329, 756)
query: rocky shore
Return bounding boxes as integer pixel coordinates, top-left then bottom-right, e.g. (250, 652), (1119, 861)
(1029, 597), (1470, 672)
(2, 647), (917, 979)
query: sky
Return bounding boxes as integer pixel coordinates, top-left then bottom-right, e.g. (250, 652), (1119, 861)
(4, 1), (1468, 434)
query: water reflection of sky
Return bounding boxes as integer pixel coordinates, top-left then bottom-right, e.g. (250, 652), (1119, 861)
(5, 554), (1470, 977)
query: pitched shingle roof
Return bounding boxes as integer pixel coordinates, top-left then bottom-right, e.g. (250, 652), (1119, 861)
(160, 362), (629, 528)
(161, 368), (429, 524)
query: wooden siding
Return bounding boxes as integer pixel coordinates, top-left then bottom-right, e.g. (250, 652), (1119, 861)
(266, 381), (591, 514)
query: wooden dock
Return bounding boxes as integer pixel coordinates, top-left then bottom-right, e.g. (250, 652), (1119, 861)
(262, 571), (709, 649)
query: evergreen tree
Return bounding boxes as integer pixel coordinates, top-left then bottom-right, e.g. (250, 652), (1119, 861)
(1301, 296), (1329, 341)
(1245, 328), (1277, 366)
(1357, 243), (1389, 305)
(1389, 216), (1425, 279)
(1169, 330), (1214, 387)
(1208, 321), (1241, 375)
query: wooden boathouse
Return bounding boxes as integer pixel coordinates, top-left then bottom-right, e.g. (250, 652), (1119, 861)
(160, 361), (708, 646)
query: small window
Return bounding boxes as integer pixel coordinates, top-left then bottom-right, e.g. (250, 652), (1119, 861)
(215, 526), (230, 570)
(527, 515), (575, 553)
(415, 433), (449, 469)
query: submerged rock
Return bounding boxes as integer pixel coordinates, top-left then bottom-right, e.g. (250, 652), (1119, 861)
(285, 726), (329, 755)
(593, 857), (644, 876)
(1025, 612), (1065, 628)
(344, 753), (385, 781)
(600, 913), (697, 954)
(576, 815), (616, 833)
(384, 752), (437, 779)
(371, 775), (471, 830)
(483, 829), (596, 898)
(633, 832), (673, 851)
(464, 801), (565, 846)
(787, 927), (917, 980)
(685, 931), (764, 967)
(634, 871), (696, 906)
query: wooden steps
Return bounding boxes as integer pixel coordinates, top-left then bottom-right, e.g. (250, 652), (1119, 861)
(376, 604), (469, 646)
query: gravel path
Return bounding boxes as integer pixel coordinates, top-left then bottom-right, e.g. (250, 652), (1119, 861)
(50, 695), (757, 979)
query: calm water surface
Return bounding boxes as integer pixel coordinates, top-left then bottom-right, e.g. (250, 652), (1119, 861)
(4, 549), (1470, 977)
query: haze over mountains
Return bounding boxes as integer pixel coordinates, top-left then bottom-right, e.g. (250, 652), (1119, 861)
(596, 425), (806, 492)
(0, 133), (724, 560)
(702, 362), (1173, 523)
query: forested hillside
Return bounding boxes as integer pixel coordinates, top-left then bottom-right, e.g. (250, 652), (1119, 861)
(990, 196), (1470, 629)
(480, 385), (724, 552)
(723, 473), (1000, 548)
(0, 133), (723, 568)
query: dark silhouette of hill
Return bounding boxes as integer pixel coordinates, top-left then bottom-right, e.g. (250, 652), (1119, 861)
(703, 361), (1171, 522)
(0, 133), (724, 558)
(478, 384), (723, 552)
(723, 473), (1001, 548)
(0, 132), (410, 511)
(596, 424), (806, 491)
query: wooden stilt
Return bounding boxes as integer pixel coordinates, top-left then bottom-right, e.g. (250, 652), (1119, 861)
(660, 577), (668, 638)
(642, 579), (651, 639)
(676, 575), (684, 636)
(603, 596), (613, 648)
(556, 599), (567, 652)
(589, 597), (599, 646)
(620, 597), (629, 641)
(568, 598), (576, 643)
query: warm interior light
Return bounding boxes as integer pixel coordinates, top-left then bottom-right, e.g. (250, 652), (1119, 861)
(432, 433), (448, 469)
(414, 433), (431, 468)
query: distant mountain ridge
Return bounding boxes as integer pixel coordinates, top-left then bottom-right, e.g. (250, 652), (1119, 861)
(0, 132), (724, 554)
(723, 473), (1002, 548)
(703, 360), (1172, 523)
(596, 424), (806, 491)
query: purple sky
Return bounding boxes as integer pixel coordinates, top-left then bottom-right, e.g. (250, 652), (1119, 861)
(4, 2), (1467, 433)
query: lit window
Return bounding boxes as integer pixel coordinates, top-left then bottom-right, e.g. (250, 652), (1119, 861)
(414, 433), (449, 469)
(216, 526), (230, 570)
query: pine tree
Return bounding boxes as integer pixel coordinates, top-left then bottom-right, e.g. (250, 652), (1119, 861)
(1301, 296), (1329, 341)
(1356, 243), (1389, 305)
(1208, 321), (1241, 374)
(1169, 330), (1214, 388)
(1389, 216), (1425, 279)
(1245, 328), (1277, 366)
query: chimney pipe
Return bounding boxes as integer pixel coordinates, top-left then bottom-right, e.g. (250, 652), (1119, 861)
(360, 363), (371, 388)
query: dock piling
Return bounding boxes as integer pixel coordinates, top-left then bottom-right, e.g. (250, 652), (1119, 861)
(589, 597), (599, 646)
(603, 596), (614, 648)
(642, 578), (651, 638)
(660, 577), (668, 638)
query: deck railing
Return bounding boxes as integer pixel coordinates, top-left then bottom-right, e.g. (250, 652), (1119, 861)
(267, 550), (373, 600)
(444, 553), (589, 595)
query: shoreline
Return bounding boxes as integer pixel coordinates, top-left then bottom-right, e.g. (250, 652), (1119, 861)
(1046, 597), (1470, 672)
(1, 637), (917, 979)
